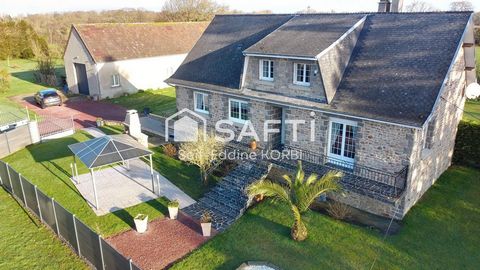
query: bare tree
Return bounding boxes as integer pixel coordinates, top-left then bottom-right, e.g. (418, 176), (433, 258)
(450, 1), (474, 11)
(178, 130), (224, 185)
(162, 0), (229, 21)
(404, 0), (438, 12)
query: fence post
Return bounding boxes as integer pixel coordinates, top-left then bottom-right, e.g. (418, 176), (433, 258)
(98, 235), (105, 270)
(6, 163), (14, 194)
(34, 185), (43, 222)
(129, 258), (133, 270)
(19, 174), (27, 206)
(72, 214), (81, 256)
(52, 198), (59, 235)
(0, 163), (3, 186)
(4, 132), (11, 155)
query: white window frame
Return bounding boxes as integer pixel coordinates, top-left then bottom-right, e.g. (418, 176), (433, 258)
(194, 92), (209, 114)
(259, 59), (274, 81)
(293, 63), (311, 86)
(228, 98), (249, 124)
(326, 117), (358, 167)
(111, 74), (120, 87)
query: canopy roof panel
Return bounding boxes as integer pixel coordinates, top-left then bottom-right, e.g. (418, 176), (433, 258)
(68, 135), (152, 168)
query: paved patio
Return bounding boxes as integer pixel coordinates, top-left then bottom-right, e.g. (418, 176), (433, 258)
(72, 159), (196, 215)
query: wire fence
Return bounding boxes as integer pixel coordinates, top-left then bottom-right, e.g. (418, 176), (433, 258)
(0, 160), (142, 270)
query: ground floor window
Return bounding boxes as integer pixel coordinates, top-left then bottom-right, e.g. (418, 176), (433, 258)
(229, 99), (248, 123)
(328, 118), (357, 165)
(111, 74), (120, 87)
(194, 92), (209, 114)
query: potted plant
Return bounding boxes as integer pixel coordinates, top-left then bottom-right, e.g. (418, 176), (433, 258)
(200, 211), (212, 237)
(134, 214), (148, 233)
(250, 138), (257, 150)
(96, 117), (104, 127)
(168, 199), (180, 219)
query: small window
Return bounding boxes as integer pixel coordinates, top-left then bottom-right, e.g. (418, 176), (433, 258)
(194, 92), (209, 114)
(229, 99), (249, 123)
(423, 118), (436, 149)
(259, 59), (274, 81)
(111, 74), (120, 87)
(293, 63), (311, 86)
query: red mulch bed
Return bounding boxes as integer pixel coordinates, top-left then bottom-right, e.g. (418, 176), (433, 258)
(107, 213), (210, 270)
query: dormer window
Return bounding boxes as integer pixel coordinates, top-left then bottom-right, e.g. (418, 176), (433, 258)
(293, 63), (311, 86)
(259, 59), (274, 81)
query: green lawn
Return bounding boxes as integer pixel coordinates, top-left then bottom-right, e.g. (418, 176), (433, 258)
(464, 100), (480, 124)
(0, 59), (64, 116)
(172, 166), (480, 270)
(1, 130), (213, 236)
(0, 188), (88, 269)
(107, 87), (177, 117)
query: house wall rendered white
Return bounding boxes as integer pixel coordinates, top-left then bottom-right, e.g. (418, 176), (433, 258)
(63, 29), (101, 97)
(95, 54), (187, 99)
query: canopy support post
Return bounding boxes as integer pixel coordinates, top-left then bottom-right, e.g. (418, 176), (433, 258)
(149, 154), (155, 193)
(90, 168), (99, 210)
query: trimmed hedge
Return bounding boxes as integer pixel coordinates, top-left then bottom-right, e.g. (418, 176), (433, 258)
(453, 121), (480, 168)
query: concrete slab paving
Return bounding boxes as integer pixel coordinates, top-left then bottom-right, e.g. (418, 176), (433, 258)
(72, 159), (195, 215)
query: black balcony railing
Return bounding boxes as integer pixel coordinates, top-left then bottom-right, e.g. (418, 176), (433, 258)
(278, 145), (408, 192)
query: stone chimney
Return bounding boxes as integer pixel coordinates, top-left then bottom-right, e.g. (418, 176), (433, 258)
(378, 0), (403, 12)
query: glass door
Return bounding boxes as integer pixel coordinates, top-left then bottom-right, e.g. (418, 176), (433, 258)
(327, 119), (357, 168)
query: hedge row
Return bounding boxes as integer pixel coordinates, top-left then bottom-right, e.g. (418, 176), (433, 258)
(453, 121), (480, 168)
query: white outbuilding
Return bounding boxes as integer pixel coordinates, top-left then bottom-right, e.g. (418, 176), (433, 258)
(63, 22), (208, 99)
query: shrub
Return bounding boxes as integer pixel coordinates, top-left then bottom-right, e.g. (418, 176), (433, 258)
(327, 201), (351, 220)
(200, 211), (212, 223)
(453, 121), (480, 168)
(35, 56), (57, 86)
(168, 199), (179, 208)
(0, 68), (10, 93)
(163, 143), (177, 158)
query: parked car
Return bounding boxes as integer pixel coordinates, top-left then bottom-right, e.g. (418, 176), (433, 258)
(34, 89), (62, 109)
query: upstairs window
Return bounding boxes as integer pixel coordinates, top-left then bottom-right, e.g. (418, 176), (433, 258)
(229, 99), (249, 123)
(259, 59), (274, 81)
(111, 74), (120, 87)
(194, 92), (209, 114)
(293, 63), (311, 86)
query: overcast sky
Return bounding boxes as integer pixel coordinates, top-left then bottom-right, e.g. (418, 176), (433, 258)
(0, 0), (478, 16)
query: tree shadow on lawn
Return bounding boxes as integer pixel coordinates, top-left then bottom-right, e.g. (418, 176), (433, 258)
(9, 66), (65, 87)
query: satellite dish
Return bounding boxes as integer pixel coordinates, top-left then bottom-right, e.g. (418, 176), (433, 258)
(466, 83), (480, 99)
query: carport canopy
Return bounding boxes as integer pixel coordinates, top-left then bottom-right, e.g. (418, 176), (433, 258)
(68, 134), (154, 209)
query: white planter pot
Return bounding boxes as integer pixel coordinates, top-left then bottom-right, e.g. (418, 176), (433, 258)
(201, 222), (212, 237)
(168, 206), (179, 219)
(134, 216), (148, 233)
(96, 120), (104, 127)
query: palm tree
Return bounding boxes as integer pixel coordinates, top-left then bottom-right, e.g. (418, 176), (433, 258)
(247, 161), (342, 241)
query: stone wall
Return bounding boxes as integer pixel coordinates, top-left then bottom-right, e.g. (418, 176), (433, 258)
(318, 16), (365, 103)
(243, 57), (327, 102)
(400, 47), (467, 217)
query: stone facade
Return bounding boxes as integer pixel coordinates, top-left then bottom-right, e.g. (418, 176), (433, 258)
(174, 44), (467, 220)
(243, 57), (326, 102)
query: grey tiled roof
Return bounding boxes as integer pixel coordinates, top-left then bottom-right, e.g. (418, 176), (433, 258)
(166, 14), (293, 89)
(244, 14), (366, 58)
(167, 12), (471, 127)
(331, 12), (470, 126)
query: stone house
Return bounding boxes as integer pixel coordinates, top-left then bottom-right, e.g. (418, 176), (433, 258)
(63, 22), (208, 99)
(166, 10), (476, 219)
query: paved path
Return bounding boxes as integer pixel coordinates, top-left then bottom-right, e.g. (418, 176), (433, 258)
(107, 213), (209, 270)
(82, 127), (105, 138)
(73, 159), (195, 215)
(11, 94), (126, 129)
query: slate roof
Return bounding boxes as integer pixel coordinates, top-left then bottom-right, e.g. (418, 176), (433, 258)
(167, 14), (293, 89)
(244, 14), (366, 58)
(68, 135), (152, 168)
(74, 22), (209, 63)
(167, 12), (471, 127)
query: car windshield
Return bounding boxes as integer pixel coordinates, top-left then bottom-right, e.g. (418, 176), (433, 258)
(43, 91), (58, 98)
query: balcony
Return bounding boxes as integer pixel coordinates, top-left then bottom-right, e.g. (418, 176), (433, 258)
(224, 142), (408, 203)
